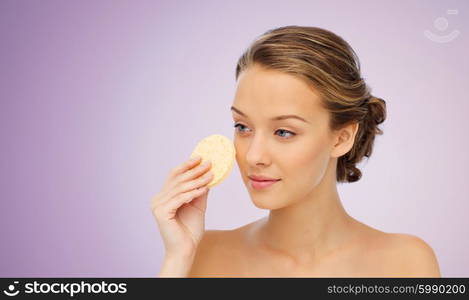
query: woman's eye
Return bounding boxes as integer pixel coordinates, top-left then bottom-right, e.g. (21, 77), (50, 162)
(275, 129), (296, 139)
(233, 123), (296, 139)
(233, 123), (249, 133)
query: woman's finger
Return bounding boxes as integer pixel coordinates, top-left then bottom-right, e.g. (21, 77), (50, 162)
(165, 171), (213, 201)
(158, 186), (208, 220)
(172, 160), (211, 186)
(168, 156), (202, 179)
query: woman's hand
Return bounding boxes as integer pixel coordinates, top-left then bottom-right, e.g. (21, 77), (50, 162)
(151, 156), (213, 258)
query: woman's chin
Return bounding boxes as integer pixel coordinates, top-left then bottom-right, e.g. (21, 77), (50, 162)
(251, 198), (284, 210)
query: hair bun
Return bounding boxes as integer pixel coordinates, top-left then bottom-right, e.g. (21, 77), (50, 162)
(367, 96), (386, 126)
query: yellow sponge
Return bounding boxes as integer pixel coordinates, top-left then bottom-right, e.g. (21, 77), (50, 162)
(190, 134), (236, 188)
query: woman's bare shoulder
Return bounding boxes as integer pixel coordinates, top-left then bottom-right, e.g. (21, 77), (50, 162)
(187, 229), (241, 277)
(387, 233), (440, 277)
(361, 228), (441, 277)
(187, 220), (262, 277)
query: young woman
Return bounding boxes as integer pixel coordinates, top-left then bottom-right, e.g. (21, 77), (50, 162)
(152, 25), (441, 277)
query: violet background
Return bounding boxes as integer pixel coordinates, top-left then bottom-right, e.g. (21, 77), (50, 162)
(1, 0), (468, 277)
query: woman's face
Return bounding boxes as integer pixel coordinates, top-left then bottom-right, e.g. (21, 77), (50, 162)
(232, 64), (337, 210)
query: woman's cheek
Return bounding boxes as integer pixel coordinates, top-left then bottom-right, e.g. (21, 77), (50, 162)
(294, 142), (330, 187)
(234, 140), (244, 165)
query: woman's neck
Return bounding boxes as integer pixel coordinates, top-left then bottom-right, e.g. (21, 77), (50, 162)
(255, 166), (358, 265)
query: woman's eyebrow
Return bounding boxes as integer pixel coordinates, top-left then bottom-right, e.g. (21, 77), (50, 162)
(230, 106), (310, 124)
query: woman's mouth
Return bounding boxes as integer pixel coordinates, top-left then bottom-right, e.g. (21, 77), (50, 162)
(248, 178), (281, 190)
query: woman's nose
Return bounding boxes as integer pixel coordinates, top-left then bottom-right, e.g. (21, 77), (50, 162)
(245, 134), (271, 166)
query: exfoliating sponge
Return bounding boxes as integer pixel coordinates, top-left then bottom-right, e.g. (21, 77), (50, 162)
(190, 134), (236, 188)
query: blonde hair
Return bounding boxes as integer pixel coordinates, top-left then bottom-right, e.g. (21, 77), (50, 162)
(235, 25), (386, 183)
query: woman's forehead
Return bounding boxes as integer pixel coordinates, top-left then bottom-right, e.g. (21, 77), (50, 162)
(233, 66), (325, 119)
(236, 65), (316, 94)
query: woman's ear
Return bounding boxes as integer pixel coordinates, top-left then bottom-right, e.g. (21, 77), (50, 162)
(330, 121), (360, 158)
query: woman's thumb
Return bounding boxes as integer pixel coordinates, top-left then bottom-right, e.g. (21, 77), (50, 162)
(190, 188), (209, 212)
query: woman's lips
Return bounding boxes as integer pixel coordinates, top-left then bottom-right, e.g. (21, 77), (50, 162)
(249, 178), (280, 190)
